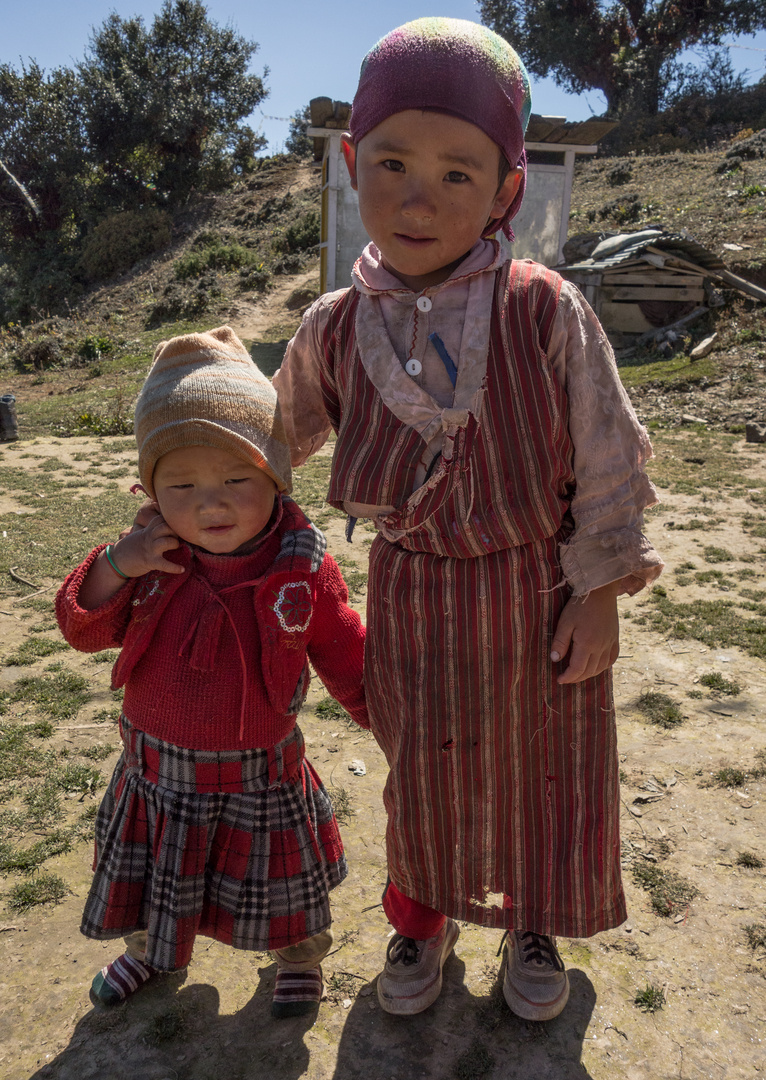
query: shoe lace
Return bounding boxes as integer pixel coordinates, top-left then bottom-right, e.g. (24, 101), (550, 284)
(386, 934), (421, 966)
(517, 931), (565, 971)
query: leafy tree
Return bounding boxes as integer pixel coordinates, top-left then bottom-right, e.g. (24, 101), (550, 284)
(479, 1), (766, 119)
(0, 62), (92, 318)
(0, 62), (88, 244)
(79, 0), (268, 202)
(285, 105), (313, 158)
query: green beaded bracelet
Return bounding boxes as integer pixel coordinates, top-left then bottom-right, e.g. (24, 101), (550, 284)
(104, 544), (130, 580)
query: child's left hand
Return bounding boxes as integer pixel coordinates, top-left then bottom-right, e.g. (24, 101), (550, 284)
(550, 581), (621, 684)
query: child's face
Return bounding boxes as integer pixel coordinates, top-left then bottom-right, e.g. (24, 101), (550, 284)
(343, 109), (522, 292)
(153, 445), (277, 553)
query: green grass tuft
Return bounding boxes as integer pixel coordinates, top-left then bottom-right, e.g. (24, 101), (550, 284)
(632, 864), (699, 917)
(634, 985), (665, 1012)
(699, 672), (741, 695)
(6, 873), (68, 911)
(636, 692), (684, 728)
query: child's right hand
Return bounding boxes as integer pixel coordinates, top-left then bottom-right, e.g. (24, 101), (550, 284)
(78, 511), (184, 611)
(109, 511), (185, 578)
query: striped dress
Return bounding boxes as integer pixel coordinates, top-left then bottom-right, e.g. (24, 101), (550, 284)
(275, 251), (663, 938)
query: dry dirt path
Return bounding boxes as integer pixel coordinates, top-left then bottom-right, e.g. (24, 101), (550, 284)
(1, 436), (765, 1080)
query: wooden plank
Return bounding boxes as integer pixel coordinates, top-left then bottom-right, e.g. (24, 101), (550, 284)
(559, 270), (603, 287)
(602, 285), (706, 302)
(603, 270), (704, 286)
(599, 300), (655, 333)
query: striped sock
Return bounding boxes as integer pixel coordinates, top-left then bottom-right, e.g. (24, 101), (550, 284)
(271, 965), (324, 1019)
(90, 952), (154, 1006)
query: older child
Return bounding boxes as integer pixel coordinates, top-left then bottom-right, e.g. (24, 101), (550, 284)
(274, 18), (663, 1021)
(57, 327), (367, 1018)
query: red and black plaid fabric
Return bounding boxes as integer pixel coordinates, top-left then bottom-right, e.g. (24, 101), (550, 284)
(81, 717), (346, 971)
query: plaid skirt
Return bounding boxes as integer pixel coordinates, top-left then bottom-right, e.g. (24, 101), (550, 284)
(80, 716), (346, 971)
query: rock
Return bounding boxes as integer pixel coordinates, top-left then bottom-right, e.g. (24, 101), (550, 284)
(746, 423), (766, 444)
(690, 333), (718, 360)
(682, 415), (708, 425)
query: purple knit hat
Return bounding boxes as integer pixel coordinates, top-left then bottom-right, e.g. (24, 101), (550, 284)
(349, 17), (532, 240)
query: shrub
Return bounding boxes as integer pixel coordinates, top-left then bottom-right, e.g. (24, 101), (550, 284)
(78, 209), (172, 283)
(175, 239), (258, 280)
(272, 210), (320, 255)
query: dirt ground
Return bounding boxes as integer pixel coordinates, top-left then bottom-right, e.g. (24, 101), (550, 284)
(1, 421), (765, 1080)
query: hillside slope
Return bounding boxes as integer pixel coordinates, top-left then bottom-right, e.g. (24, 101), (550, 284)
(0, 136), (764, 438)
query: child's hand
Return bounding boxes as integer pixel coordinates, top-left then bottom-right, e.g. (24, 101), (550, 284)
(550, 581), (620, 684)
(110, 512), (184, 578)
(118, 498), (161, 540)
(78, 513), (183, 610)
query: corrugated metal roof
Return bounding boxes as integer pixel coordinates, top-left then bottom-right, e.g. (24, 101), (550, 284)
(565, 230), (725, 273)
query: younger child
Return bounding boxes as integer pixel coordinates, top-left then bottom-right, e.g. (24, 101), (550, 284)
(57, 327), (367, 1018)
(274, 18), (664, 1021)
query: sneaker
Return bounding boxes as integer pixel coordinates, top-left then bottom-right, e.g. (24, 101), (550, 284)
(377, 918), (459, 1015)
(503, 930), (570, 1021)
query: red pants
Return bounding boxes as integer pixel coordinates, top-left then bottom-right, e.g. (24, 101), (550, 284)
(382, 880), (446, 940)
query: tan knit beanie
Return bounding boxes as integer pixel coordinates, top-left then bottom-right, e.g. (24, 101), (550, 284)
(134, 326), (291, 499)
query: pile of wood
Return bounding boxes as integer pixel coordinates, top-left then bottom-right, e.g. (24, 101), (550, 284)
(559, 229), (766, 337)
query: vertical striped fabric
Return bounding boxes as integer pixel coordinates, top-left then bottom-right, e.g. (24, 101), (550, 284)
(321, 259), (626, 936)
(365, 533), (624, 937)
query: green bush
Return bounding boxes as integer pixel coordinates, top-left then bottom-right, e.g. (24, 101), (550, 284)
(272, 210), (320, 255)
(175, 239), (258, 280)
(77, 209), (172, 283)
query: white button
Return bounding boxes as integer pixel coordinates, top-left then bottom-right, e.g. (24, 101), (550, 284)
(417, 296), (432, 312)
(405, 357), (422, 376)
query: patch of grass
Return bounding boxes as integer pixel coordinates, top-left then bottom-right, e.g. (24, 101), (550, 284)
(636, 692), (684, 729)
(91, 706), (122, 723)
(315, 697), (352, 725)
(631, 863), (699, 917)
(742, 513), (766, 538)
(699, 672), (741, 695)
(0, 830), (73, 873)
(3, 637), (70, 666)
(326, 971), (358, 999)
(693, 569), (733, 587)
(453, 1040), (495, 1080)
(329, 785), (355, 826)
(703, 546), (734, 563)
(81, 743), (117, 762)
(0, 724), (48, 781)
(9, 666), (90, 720)
(6, 872), (68, 911)
(743, 924), (766, 950)
(710, 766), (746, 787)
(23, 782), (62, 826)
(89, 650), (120, 665)
(634, 985), (665, 1012)
(640, 592), (766, 660)
(59, 763), (102, 794)
(646, 430), (753, 496)
(735, 851), (763, 869)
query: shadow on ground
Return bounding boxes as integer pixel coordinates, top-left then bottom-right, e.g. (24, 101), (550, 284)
(29, 952), (596, 1080)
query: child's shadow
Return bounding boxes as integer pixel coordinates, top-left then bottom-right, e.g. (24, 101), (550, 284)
(29, 962), (318, 1080)
(331, 953), (597, 1080)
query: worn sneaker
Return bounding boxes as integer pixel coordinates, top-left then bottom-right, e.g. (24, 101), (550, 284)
(503, 930), (570, 1021)
(377, 918), (459, 1015)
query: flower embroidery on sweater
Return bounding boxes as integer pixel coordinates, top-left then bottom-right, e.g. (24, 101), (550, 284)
(272, 581), (312, 632)
(132, 575), (163, 608)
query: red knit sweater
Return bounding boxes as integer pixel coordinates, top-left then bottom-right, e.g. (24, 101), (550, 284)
(56, 498), (368, 750)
